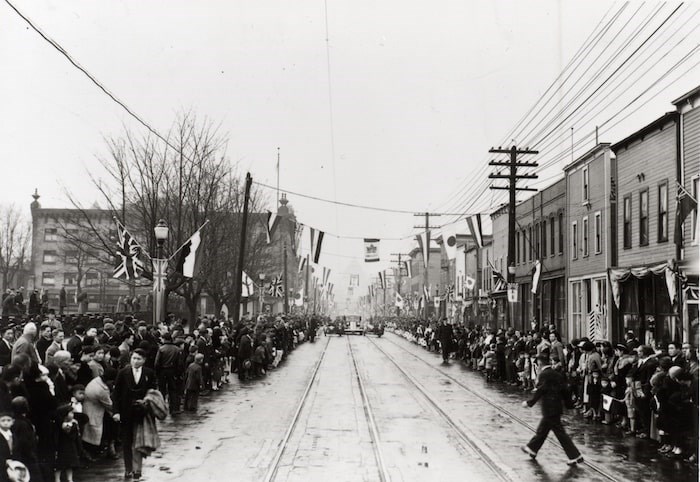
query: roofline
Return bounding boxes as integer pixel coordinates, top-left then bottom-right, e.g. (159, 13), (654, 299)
(672, 85), (700, 106)
(611, 111), (679, 152)
(563, 143), (612, 172)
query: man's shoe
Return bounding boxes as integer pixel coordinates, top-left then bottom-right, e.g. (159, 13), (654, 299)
(566, 456), (584, 466)
(133, 472), (142, 480)
(521, 446), (537, 459)
(124, 472), (133, 480)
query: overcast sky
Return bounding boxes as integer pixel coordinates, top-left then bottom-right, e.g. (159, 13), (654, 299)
(1, 0), (698, 293)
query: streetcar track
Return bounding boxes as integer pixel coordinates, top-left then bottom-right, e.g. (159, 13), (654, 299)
(346, 336), (391, 482)
(380, 333), (620, 482)
(262, 335), (331, 482)
(364, 335), (517, 482)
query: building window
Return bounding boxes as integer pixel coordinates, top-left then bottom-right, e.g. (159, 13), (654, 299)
(43, 250), (58, 264)
(528, 226), (533, 261)
(535, 222), (540, 259)
(594, 212), (602, 254)
(85, 272), (100, 287)
(558, 213), (564, 254)
(582, 167), (589, 203)
(550, 217), (555, 256)
(63, 273), (77, 286)
(640, 189), (649, 246)
(65, 250), (79, 265)
(658, 181), (668, 242)
(541, 221), (547, 259)
(623, 195), (632, 249)
(42, 272), (55, 286)
(571, 221), (578, 260)
(572, 281), (582, 338)
(44, 228), (58, 242)
(582, 217), (589, 257)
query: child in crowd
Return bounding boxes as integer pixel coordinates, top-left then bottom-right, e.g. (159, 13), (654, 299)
(252, 340), (266, 378)
(516, 351), (529, 390)
(471, 342), (483, 371)
(600, 376), (614, 425)
(184, 353), (204, 412)
(55, 404), (81, 482)
(623, 374), (637, 435)
(484, 344), (497, 382)
(586, 371), (602, 420)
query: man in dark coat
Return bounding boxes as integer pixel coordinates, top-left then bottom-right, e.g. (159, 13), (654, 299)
(154, 333), (182, 414)
(630, 345), (659, 438)
(0, 327), (14, 369)
(437, 321), (454, 363)
(237, 328), (253, 381)
(521, 355), (583, 465)
(59, 287), (67, 316)
(112, 348), (157, 479)
(65, 325), (85, 363)
(28, 290), (40, 317)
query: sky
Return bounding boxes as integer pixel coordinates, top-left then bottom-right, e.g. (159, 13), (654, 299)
(1, 0), (698, 297)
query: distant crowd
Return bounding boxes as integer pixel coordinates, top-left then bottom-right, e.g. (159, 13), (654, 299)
(389, 317), (699, 465)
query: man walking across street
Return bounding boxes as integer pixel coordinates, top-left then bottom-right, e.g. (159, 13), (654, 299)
(154, 333), (182, 415)
(521, 355), (583, 466)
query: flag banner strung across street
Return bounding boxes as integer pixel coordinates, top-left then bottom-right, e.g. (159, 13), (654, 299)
(309, 228), (324, 264)
(466, 214), (484, 248)
(444, 232), (458, 260)
(113, 222), (150, 280)
(298, 256), (307, 273)
(364, 238), (380, 262)
(350, 274), (360, 287)
(294, 287), (304, 306)
(242, 271), (255, 298)
(268, 274), (284, 298)
(152, 258), (167, 292)
(416, 232), (430, 268)
(266, 210), (280, 244)
(531, 260), (542, 294)
(175, 229), (201, 278)
(446, 284), (455, 302)
(378, 271), (386, 289)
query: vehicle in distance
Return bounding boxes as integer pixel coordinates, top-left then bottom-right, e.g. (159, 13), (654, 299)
(343, 315), (364, 335)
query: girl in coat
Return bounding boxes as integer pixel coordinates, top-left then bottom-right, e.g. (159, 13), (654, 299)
(54, 404), (80, 482)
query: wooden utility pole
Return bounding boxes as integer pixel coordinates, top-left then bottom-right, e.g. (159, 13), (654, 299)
(283, 243), (289, 315)
(488, 145), (538, 327)
(390, 252), (409, 316)
(233, 172), (253, 323)
(304, 254), (310, 314)
(413, 212), (442, 319)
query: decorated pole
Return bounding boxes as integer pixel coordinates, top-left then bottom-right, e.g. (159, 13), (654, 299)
(233, 173), (252, 323)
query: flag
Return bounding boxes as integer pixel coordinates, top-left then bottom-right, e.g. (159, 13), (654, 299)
(423, 284), (430, 302)
(323, 267), (331, 288)
(395, 292), (404, 308)
(466, 214), (484, 248)
(310, 228), (324, 264)
(531, 260), (542, 294)
(113, 223), (148, 280)
(294, 287), (304, 306)
(267, 274), (284, 298)
(298, 256), (307, 273)
(350, 274), (360, 286)
(488, 259), (506, 292)
(266, 211), (280, 244)
(416, 232), (430, 268)
(674, 188), (698, 247)
(364, 238), (380, 262)
(378, 271), (386, 289)
(175, 230), (201, 278)
(465, 275), (476, 290)
(291, 222), (304, 254)
(602, 394), (614, 412)
(444, 233), (458, 260)
(446, 284), (455, 302)
(152, 258), (167, 291)
(242, 271), (255, 297)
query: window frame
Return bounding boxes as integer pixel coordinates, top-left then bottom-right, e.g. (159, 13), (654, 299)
(658, 181), (668, 243)
(623, 195), (632, 249)
(541, 221), (547, 260)
(582, 166), (589, 203)
(558, 212), (564, 254)
(639, 188), (649, 246)
(550, 216), (555, 256)
(44, 228), (58, 242)
(693, 176), (699, 245)
(582, 216), (589, 257)
(42, 272), (56, 286)
(594, 211), (602, 254)
(571, 221), (578, 260)
(42, 250), (58, 264)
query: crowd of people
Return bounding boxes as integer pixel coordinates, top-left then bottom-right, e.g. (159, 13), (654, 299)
(389, 317), (699, 465)
(0, 308), (319, 481)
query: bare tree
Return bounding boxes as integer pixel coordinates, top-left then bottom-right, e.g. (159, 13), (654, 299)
(0, 204), (30, 290)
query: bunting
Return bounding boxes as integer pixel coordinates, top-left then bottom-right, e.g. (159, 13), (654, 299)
(466, 214), (484, 248)
(309, 228), (324, 264)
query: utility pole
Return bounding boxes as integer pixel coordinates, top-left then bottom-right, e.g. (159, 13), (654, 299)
(283, 243), (289, 315)
(390, 253), (409, 316)
(233, 172), (253, 323)
(488, 145), (538, 328)
(413, 212), (442, 319)
(304, 254), (310, 314)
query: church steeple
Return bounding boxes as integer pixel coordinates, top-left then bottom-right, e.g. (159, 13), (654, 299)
(30, 189), (41, 211)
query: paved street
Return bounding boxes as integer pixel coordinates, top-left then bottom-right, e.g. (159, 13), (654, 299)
(77, 332), (698, 482)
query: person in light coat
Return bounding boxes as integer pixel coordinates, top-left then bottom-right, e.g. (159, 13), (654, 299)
(82, 375), (113, 448)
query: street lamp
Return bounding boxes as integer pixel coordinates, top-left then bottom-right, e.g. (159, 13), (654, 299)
(152, 219), (169, 325)
(258, 273), (266, 314)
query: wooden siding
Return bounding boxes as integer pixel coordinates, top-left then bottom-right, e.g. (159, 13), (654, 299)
(615, 118), (678, 267)
(683, 106), (700, 248)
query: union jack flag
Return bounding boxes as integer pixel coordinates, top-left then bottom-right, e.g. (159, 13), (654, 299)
(268, 274), (284, 298)
(446, 284), (455, 302)
(113, 224), (149, 280)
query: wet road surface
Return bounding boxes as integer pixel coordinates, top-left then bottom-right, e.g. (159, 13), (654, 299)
(77, 332), (698, 481)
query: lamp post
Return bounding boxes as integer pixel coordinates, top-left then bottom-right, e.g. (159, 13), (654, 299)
(258, 273), (266, 315)
(153, 219), (169, 325)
